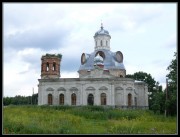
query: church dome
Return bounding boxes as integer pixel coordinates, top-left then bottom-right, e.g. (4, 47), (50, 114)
(78, 49), (126, 71)
(94, 23), (110, 37)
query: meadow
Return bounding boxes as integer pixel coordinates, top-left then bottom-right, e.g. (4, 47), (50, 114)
(3, 105), (177, 134)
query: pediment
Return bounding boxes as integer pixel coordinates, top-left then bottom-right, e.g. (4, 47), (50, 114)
(57, 87), (66, 91)
(70, 87), (78, 91)
(126, 87), (133, 90)
(86, 87), (95, 90)
(46, 87), (54, 91)
(99, 86), (108, 90)
(115, 87), (123, 90)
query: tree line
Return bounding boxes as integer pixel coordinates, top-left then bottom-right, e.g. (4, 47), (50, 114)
(3, 52), (177, 116)
(3, 93), (38, 106)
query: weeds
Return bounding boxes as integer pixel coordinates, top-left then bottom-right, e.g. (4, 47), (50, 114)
(3, 105), (177, 134)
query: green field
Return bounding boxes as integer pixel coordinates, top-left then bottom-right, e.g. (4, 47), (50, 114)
(3, 105), (177, 134)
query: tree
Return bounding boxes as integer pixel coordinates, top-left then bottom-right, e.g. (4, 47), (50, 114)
(126, 71), (156, 90)
(3, 97), (13, 106)
(3, 94), (38, 106)
(151, 91), (165, 114)
(166, 52), (177, 116)
(32, 93), (38, 105)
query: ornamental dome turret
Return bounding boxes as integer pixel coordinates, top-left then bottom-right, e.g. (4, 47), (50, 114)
(94, 23), (111, 51)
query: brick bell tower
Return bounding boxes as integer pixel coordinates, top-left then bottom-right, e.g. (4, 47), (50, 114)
(41, 53), (62, 79)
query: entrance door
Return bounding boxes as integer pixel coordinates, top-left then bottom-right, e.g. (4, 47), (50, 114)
(48, 94), (52, 105)
(101, 93), (106, 105)
(87, 94), (94, 105)
(128, 93), (132, 107)
(71, 93), (76, 105)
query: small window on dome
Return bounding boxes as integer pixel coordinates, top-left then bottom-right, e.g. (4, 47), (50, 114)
(106, 41), (108, 46)
(101, 40), (102, 46)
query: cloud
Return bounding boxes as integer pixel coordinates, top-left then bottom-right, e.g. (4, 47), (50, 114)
(4, 25), (70, 51)
(125, 58), (170, 90)
(164, 33), (177, 49)
(61, 71), (79, 78)
(3, 4), (67, 32)
(18, 70), (29, 75)
(103, 3), (163, 33)
(3, 61), (39, 97)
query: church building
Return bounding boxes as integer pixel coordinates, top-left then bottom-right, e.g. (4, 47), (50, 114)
(38, 24), (149, 109)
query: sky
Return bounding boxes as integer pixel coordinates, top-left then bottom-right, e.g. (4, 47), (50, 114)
(3, 3), (177, 97)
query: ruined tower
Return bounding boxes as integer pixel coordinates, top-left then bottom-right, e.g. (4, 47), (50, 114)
(41, 53), (62, 79)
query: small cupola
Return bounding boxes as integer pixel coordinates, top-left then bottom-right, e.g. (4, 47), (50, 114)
(94, 23), (111, 51)
(94, 53), (104, 68)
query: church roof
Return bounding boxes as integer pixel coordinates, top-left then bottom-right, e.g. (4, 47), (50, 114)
(78, 49), (126, 71)
(94, 23), (110, 37)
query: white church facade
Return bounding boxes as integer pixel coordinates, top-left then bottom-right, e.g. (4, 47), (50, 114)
(38, 24), (149, 109)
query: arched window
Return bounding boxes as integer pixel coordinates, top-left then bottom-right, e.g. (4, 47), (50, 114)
(46, 62), (49, 71)
(101, 40), (103, 46)
(106, 41), (108, 46)
(120, 75), (123, 77)
(59, 94), (64, 105)
(71, 93), (76, 105)
(101, 93), (106, 105)
(128, 93), (132, 107)
(96, 41), (97, 47)
(53, 62), (56, 71)
(48, 94), (52, 105)
(87, 94), (94, 105)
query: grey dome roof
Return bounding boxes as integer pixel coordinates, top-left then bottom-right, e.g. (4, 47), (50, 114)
(94, 25), (110, 37)
(78, 49), (126, 71)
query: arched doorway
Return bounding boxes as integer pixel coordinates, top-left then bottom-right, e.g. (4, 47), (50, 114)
(59, 94), (64, 105)
(48, 94), (52, 105)
(128, 93), (132, 107)
(87, 94), (94, 105)
(101, 93), (106, 105)
(71, 93), (76, 105)
(120, 75), (123, 77)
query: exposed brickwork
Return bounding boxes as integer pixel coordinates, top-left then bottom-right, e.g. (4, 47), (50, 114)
(41, 54), (62, 79)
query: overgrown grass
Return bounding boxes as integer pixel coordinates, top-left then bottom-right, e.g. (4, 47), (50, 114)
(3, 105), (177, 134)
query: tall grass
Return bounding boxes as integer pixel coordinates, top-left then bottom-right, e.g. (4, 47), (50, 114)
(3, 105), (177, 134)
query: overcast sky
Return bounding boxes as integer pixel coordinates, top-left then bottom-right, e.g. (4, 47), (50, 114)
(3, 3), (177, 97)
